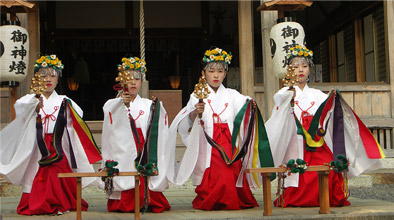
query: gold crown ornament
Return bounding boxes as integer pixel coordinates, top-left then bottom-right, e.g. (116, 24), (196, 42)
(286, 45), (313, 64)
(33, 55), (64, 70)
(202, 47), (232, 64)
(115, 57), (146, 84)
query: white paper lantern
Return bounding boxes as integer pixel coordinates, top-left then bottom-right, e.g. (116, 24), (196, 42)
(270, 21), (305, 79)
(0, 25), (30, 82)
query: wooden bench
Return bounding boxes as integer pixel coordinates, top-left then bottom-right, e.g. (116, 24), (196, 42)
(58, 171), (140, 220)
(246, 165), (331, 216)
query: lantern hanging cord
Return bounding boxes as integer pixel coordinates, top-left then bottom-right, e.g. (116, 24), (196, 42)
(139, 0), (146, 80)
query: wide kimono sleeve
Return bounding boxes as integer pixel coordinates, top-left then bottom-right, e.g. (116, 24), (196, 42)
(266, 89), (301, 169)
(0, 94), (40, 190)
(322, 92), (383, 178)
(101, 98), (138, 198)
(166, 94), (203, 186)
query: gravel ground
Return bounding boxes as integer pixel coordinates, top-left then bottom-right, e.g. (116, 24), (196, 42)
(349, 184), (394, 202)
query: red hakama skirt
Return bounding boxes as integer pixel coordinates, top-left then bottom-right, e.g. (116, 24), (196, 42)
(17, 134), (88, 215)
(107, 128), (171, 213)
(274, 115), (350, 207)
(192, 123), (258, 210)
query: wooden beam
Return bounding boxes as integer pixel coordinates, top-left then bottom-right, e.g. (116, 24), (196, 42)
(25, 3), (40, 96)
(308, 82), (390, 92)
(257, 0), (312, 11)
(8, 8), (18, 120)
(384, 1), (394, 148)
(58, 171), (139, 177)
(0, 0), (35, 8)
(246, 166), (331, 216)
(260, 9), (278, 119)
(354, 18), (365, 82)
(58, 171), (141, 220)
(246, 165), (330, 173)
(238, 0), (255, 98)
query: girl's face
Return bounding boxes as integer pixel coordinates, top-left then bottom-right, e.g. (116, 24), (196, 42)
(290, 57), (310, 85)
(39, 68), (59, 95)
(202, 62), (227, 92)
(124, 70), (142, 97)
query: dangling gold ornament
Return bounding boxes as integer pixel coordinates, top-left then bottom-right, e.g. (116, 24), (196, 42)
(30, 72), (47, 97)
(282, 64), (298, 89)
(193, 76), (210, 118)
(283, 64), (298, 107)
(193, 76), (210, 100)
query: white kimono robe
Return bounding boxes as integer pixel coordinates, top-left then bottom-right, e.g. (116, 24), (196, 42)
(166, 84), (250, 186)
(266, 85), (382, 187)
(0, 91), (98, 193)
(101, 95), (169, 200)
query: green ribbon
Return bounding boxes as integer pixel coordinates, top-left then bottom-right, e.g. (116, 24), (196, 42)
(256, 106), (275, 180)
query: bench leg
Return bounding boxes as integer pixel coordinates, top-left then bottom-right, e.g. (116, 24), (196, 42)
(262, 173), (272, 216)
(76, 177), (82, 220)
(317, 171), (330, 214)
(135, 176), (140, 220)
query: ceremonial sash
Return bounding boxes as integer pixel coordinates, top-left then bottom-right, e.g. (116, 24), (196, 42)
(295, 90), (385, 159)
(202, 100), (275, 176)
(326, 90), (385, 159)
(128, 113), (141, 152)
(135, 98), (160, 170)
(38, 99), (67, 166)
(67, 99), (102, 164)
(37, 98), (102, 167)
(294, 91), (334, 151)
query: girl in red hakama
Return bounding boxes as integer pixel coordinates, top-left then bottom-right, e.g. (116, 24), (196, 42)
(267, 46), (350, 207)
(102, 57), (170, 213)
(168, 48), (259, 211)
(1, 55), (101, 215)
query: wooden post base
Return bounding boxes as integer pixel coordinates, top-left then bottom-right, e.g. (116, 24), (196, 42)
(58, 172), (140, 220)
(246, 166), (331, 216)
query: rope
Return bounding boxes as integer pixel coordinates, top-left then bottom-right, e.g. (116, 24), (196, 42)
(139, 0), (146, 80)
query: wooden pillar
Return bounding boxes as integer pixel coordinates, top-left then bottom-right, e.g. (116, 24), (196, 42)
(8, 11), (18, 120)
(384, 1), (394, 146)
(262, 173), (272, 216)
(135, 176), (140, 220)
(5, 3), (40, 121)
(25, 3), (40, 96)
(238, 0), (255, 98)
(260, 7), (278, 119)
(354, 18), (365, 82)
(328, 34), (338, 82)
(76, 177), (82, 220)
(317, 171), (330, 214)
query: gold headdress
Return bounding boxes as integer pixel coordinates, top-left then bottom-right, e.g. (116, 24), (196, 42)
(115, 57), (146, 83)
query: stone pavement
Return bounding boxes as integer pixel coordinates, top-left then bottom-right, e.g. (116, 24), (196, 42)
(1, 184), (394, 220)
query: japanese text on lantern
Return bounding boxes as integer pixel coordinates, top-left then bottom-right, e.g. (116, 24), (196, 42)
(9, 30), (28, 75)
(281, 25), (299, 68)
(270, 22), (305, 79)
